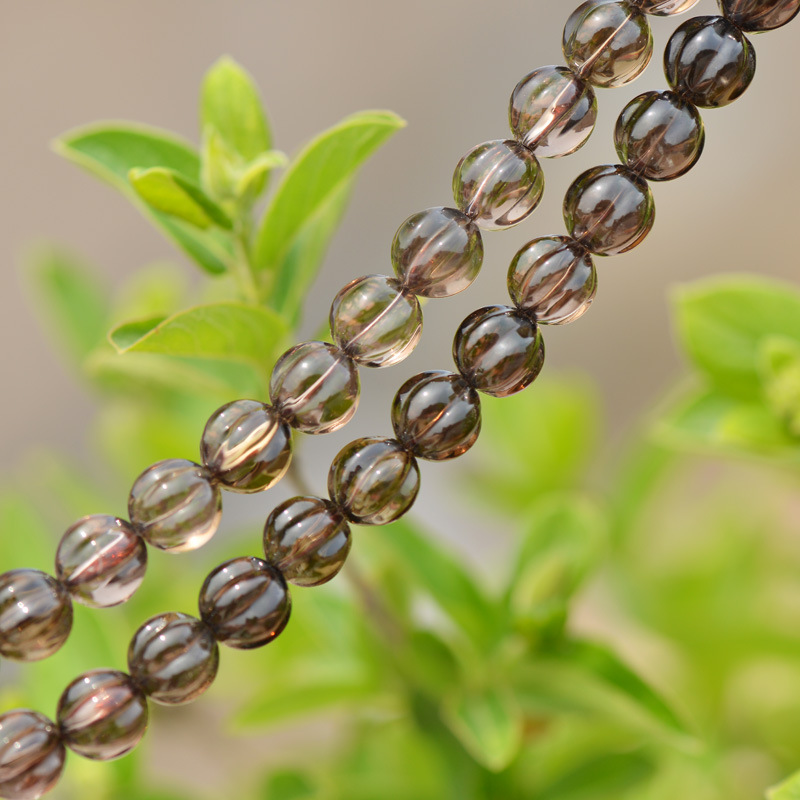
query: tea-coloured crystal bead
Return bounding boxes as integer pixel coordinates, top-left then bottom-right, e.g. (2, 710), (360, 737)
(0, 710), (65, 800)
(201, 400), (292, 493)
(635, 0), (700, 14)
(128, 458), (222, 553)
(328, 437), (420, 525)
(330, 275), (422, 367)
(718, 0), (800, 31)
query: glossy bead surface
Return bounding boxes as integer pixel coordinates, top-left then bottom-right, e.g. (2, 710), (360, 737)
(330, 275), (422, 367)
(55, 515), (147, 608)
(0, 570), (72, 662)
(509, 66), (597, 158)
(453, 140), (544, 231)
(328, 437), (420, 525)
(264, 497), (351, 586)
(453, 306), (545, 398)
(636, 0), (700, 14)
(508, 236), (597, 325)
(128, 458), (222, 553)
(57, 670), (148, 761)
(564, 165), (655, 256)
(391, 207), (484, 298)
(0, 710), (65, 800)
(270, 341), (360, 435)
(563, 1), (653, 88)
(615, 91), (705, 181)
(201, 400), (292, 493)
(664, 16), (756, 108)
(199, 557), (291, 649)
(128, 612), (219, 705)
(718, 0), (800, 31)
(392, 371), (481, 461)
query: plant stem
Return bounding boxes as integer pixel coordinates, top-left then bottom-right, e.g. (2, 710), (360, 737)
(231, 215), (260, 305)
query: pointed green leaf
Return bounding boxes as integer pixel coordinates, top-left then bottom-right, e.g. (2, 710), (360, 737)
(236, 150), (288, 198)
(537, 752), (656, 800)
(768, 769), (800, 799)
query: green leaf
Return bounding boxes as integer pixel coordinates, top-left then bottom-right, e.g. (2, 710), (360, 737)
(54, 123), (232, 274)
(761, 336), (800, 437)
(261, 770), (316, 800)
(236, 150), (288, 198)
(253, 110), (405, 322)
(768, 769), (800, 799)
(129, 167), (232, 229)
(442, 687), (524, 772)
(537, 752), (656, 800)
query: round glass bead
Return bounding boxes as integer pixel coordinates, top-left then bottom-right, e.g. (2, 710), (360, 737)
(635, 0), (700, 14)
(201, 400), (292, 493)
(452, 139), (544, 231)
(328, 437), (420, 525)
(391, 207), (484, 298)
(0, 710), (65, 800)
(563, 1), (653, 89)
(57, 670), (148, 761)
(508, 235), (597, 325)
(615, 91), (705, 182)
(392, 371), (481, 461)
(270, 341), (360, 435)
(128, 612), (219, 705)
(509, 65), (597, 158)
(563, 165), (655, 257)
(55, 515), (147, 608)
(718, 0), (800, 31)
(664, 16), (756, 109)
(128, 458), (222, 553)
(330, 275), (422, 368)
(0, 570), (72, 662)
(199, 557), (291, 649)
(264, 497), (351, 587)
(453, 306), (545, 398)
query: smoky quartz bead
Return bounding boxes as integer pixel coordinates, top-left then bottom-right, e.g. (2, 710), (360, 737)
(664, 16), (756, 109)
(128, 458), (222, 553)
(328, 437), (420, 525)
(509, 66), (597, 158)
(391, 207), (484, 298)
(57, 670), (148, 761)
(201, 400), (292, 493)
(128, 612), (219, 705)
(453, 140), (544, 231)
(615, 91), (705, 181)
(453, 306), (545, 398)
(635, 0), (700, 14)
(392, 371), (481, 461)
(330, 275), (422, 368)
(264, 497), (351, 586)
(55, 515), (147, 608)
(270, 341), (360, 435)
(0, 570), (72, 662)
(563, 1), (653, 89)
(508, 236), (596, 325)
(199, 557), (291, 649)
(0, 710), (65, 800)
(718, 0), (800, 31)
(564, 165), (655, 256)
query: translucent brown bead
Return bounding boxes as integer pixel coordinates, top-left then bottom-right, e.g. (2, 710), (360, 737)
(264, 497), (351, 586)
(328, 437), (420, 525)
(0, 710), (65, 800)
(55, 515), (147, 608)
(392, 371), (481, 461)
(270, 341), (360, 435)
(199, 557), (291, 649)
(0, 570), (72, 662)
(563, 1), (653, 89)
(391, 207), (484, 298)
(128, 458), (222, 553)
(718, 0), (800, 31)
(507, 235), (597, 325)
(564, 165), (655, 256)
(453, 306), (545, 398)
(635, 0), (700, 14)
(664, 16), (756, 109)
(57, 670), (148, 761)
(452, 140), (544, 231)
(128, 612), (219, 705)
(330, 275), (422, 368)
(615, 91), (705, 182)
(509, 66), (597, 158)
(201, 400), (292, 493)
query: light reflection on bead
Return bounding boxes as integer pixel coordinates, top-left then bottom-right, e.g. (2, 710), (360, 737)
(718, 0), (800, 31)
(636, 0), (700, 14)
